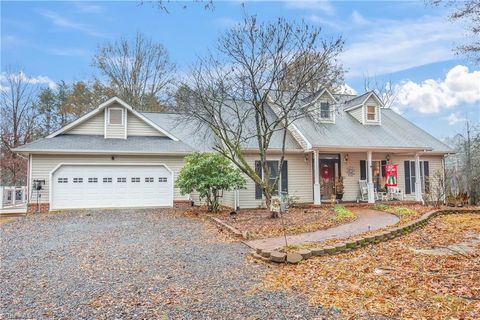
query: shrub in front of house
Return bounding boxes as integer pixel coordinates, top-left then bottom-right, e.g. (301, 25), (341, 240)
(176, 152), (246, 213)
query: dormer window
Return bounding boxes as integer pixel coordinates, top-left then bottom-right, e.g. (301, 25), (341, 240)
(319, 102), (333, 121)
(109, 108), (123, 125)
(366, 105), (377, 121)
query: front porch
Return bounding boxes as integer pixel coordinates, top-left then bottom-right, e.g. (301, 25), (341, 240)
(310, 149), (436, 205)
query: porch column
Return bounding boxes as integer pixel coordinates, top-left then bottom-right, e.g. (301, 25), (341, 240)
(414, 153), (423, 202)
(313, 150), (321, 205)
(367, 151), (375, 203)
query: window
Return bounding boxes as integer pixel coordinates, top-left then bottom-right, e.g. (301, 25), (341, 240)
(159, 177), (168, 183)
(88, 177), (98, 183)
(145, 177), (154, 183)
(109, 108), (123, 125)
(117, 177), (126, 183)
(405, 161), (430, 194)
(57, 178), (68, 183)
(254, 160), (288, 199)
(366, 105), (376, 121)
(131, 177), (140, 183)
(73, 178), (83, 183)
(103, 177), (112, 183)
(320, 102), (331, 120)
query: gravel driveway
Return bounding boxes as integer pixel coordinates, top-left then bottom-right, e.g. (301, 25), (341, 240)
(1, 209), (330, 319)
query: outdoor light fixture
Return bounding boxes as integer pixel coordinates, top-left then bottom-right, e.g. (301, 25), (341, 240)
(344, 154), (349, 162)
(386, 154), (391, 162)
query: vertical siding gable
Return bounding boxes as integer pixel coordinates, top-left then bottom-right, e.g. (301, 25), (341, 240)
(105, 103), (127, 139)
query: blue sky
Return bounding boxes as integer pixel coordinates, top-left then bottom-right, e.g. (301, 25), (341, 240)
(2, 0), (479, 141)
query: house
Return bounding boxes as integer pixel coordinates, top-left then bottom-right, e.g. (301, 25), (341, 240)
(14, 91), (453, 212)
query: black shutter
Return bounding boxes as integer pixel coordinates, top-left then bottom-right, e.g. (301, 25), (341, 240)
(255, 161), (262, 199)
(360, 160), (366, 180)
(381, 160), (387, 178)
(424, 161), (430, 192)
(404, 161), (411, 194)
(281, 161), (288, 193)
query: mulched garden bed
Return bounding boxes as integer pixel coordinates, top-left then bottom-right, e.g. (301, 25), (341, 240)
(213, 206), (357, 240)
(261, 212), (480, 319)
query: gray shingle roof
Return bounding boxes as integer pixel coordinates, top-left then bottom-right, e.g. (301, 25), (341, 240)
(142, 108), (302, 151)
(14, 135), (195, 154)
(342, 92), (372, 110)
(294, 108), (454, 152)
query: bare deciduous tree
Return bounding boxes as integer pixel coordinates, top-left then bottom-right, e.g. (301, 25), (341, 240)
(0, 69), (39, 185)
(363, 74), (398, 109)
(430, 0), (480, 63)
(93, 33), (176, 111)
(179, 16), (344, 216)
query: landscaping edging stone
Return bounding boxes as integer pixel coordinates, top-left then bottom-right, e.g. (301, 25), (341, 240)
(251, 208), (480, 264)
(207, 215), (244, 238)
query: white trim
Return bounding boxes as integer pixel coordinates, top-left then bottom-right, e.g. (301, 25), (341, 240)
(15, 149), (193, 155)
(49, 162), (174, 210)
(47, 97), (179, 141)
(28, 154), (32, 202)
(104, 108), (107, 138)
(344, 91), (384, 112)
(366, 105), (377, 122)
(108, 107), (124, 125)
(289, 122), (313, 149)
(124, 109), (128, 139)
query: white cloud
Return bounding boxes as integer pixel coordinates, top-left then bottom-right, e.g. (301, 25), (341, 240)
(446, 112), (466, 125)
(0, 71), (56, 90)
(351, 10), (368, 25)
(284, 0), (334, 15)
(72, 2), (104, 13)
(394, 65), (480, 114)
(39, 10), (106, 37)
(342, 16), (463, 77)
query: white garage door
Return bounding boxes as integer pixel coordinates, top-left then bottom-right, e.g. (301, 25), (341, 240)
(51, 164), (173, 210)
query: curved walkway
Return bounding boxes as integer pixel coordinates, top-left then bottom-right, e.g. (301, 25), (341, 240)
(244, 208), (399, 251)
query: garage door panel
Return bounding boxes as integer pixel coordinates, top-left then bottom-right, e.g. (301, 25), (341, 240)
(52, 165), (173, 210)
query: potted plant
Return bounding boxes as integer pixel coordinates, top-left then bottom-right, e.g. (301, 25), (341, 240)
(335, 176), (344, 201)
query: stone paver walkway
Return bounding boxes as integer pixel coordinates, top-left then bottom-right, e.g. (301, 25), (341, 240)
(244, 208), (399, 251)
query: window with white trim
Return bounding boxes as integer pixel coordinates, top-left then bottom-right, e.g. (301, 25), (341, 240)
(58, 178), (68, 183)
(131, 177), (140, 183)
(319, 102), (332, 120)
(159, 177), (168, 183)
(117, 177), (126, 183)
(366, 105), (376, 121)
(73, 178), (83, 183)
(88, 177), (98, 183)
(145, 177), (154, 183)
(109, 108), (123, 125)
(103, 177), (112, 183)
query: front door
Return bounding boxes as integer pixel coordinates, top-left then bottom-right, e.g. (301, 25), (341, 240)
(320, 159), (336, 199)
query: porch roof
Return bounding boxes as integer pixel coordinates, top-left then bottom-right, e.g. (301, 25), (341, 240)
(294, 108), (454, 153)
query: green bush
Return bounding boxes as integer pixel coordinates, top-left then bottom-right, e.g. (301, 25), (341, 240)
(332, 205), (354, 221)
(176, 152), (246, 212)
(394, 207), (416, 216)
(372, 204), (390, 211)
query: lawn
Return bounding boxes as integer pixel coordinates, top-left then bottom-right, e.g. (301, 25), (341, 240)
(213, 205), (356, 239)
(261, 213), (480, 319)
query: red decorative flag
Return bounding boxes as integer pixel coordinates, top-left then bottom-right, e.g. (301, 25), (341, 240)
(385, 164), (398, 187)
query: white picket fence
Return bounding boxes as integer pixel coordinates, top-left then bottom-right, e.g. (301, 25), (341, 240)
(0, 186), (28, 210)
